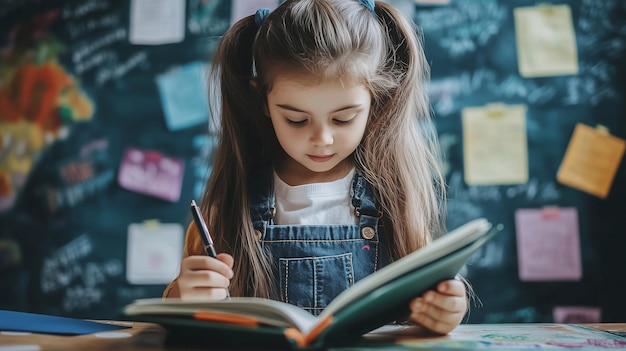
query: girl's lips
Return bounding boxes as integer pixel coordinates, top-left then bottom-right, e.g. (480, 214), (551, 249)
(307, 154), (334, 162)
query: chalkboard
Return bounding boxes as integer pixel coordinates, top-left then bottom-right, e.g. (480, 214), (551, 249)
(416, 0), (626, 323)
(0, 0), (624, 323)
(0, 0), (228, 318)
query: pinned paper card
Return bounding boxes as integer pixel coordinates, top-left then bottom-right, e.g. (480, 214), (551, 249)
(557, 124), (626, 199)
(553, 306), (601, 323)
(515, 207), (582, 281)
(129, 0), (185, 45)
(514, 4), (578, 78)
(156, 61), (210, 131)
(126, 221), (184, 285)
(231, 0), (279, 25)
(117, 147), (185, 202)
(462, 104), (528, 185)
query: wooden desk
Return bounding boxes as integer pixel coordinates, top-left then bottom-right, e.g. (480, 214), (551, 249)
(0, 322), (624, 350)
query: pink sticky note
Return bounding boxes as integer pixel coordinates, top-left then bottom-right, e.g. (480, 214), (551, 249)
(553, 306), (601, 323)
(117, 147), (185, 202)
(515, 207), (582, 281)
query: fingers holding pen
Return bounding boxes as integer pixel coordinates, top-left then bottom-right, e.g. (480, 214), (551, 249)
(216, 253), (235, 277)
(178, 254), (234, 301)
(183, 254), (234, 278)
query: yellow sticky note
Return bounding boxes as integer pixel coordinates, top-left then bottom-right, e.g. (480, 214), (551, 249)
(514, 4), (578, 78)
(462, 104), (528, 185)
(557, 123), (626, 199)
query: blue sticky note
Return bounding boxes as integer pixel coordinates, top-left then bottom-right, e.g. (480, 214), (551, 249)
(0, 310), (130, 335)
(156, 61), (210, 131)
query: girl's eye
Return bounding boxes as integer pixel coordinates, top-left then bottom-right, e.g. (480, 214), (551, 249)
(286, 118), (307, 127)
(333, 119), (353, 125)
(333, 114), (357, 125)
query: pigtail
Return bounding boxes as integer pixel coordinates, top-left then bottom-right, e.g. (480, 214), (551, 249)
(358, 2), (446, 261)
(203, 15), (275, 298)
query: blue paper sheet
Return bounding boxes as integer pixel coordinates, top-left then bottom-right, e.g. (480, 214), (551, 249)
(0, 310), (130, 335)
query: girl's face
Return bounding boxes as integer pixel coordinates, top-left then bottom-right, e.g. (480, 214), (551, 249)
(266, 72), (371, 185)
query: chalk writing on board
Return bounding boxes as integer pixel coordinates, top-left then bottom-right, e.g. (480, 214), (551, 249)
(40, 234), (123, 312)
(416, 0), (507, 57)
(66, 13), (121, 39)
(448, 172), (561, 203)
(71, 28), (126, 64)
(567, 1), (626, 106)
(188, 0), (230, 36)
(45, 170), (114, 212)
(95, 50), (149, 85)
(429, 70), (557, 117)
(578, 0), (626, 58)
(61, 0), (134, 85)
(563, 62), (619, 106)
(41, 235), (91, 293)
(74, 50), (116, 75)
(42, 138), (115, 214)
(61, 0), (109, 19)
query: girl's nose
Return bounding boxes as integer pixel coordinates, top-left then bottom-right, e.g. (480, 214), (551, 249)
(310, 125), (333, 146)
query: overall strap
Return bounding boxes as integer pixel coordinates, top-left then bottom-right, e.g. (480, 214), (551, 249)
(350, 171), (382, 240)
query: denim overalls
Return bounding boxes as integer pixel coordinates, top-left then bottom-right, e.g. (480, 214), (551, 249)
(249, 168), (388, 315)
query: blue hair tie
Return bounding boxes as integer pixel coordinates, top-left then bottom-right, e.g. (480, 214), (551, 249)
(358, 0), (375, 15)
(255, 8), (270, 27)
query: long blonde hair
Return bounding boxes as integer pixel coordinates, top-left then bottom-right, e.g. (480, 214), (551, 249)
(203, 0), (446, 298)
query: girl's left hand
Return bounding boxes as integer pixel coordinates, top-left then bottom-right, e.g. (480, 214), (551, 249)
(408, 279), (468, 335)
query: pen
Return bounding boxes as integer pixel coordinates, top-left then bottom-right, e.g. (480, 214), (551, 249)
(190, 200), (230, 298)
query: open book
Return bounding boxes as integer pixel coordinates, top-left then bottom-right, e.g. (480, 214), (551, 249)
(121, 218), (501, 349)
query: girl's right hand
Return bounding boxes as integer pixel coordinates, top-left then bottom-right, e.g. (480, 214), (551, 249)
(176, 253), (234, 301)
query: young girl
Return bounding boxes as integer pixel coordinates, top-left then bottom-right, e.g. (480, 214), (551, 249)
(165, 0), (468, 335)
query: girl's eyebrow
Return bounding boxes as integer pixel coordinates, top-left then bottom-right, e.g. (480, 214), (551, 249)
(276, 104), (362, 113)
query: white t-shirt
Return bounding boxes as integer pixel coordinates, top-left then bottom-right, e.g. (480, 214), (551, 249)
(273, 168), (358, 225)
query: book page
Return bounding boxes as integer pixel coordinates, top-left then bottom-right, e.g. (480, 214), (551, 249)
(515, 207), (582, 281)
(557, 123), (626, 198)
(124, 297), (319, 334)
(462, 104), (528, 185)
(514, 4), (578, 77)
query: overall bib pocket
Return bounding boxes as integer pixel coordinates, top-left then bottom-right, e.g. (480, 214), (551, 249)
(279, 253), (354, 315)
